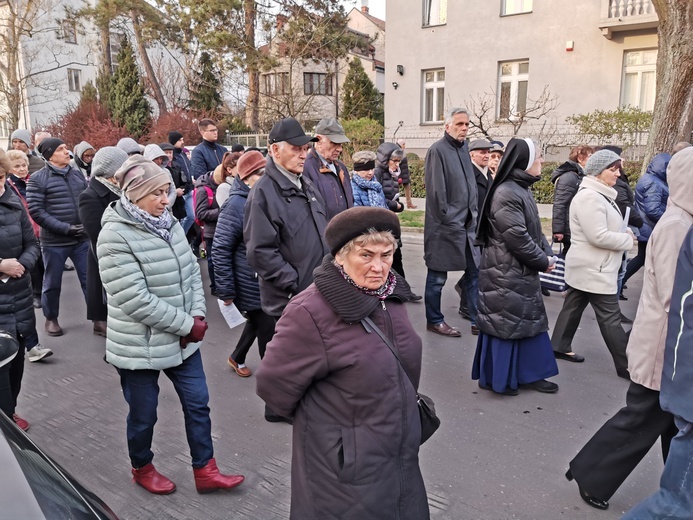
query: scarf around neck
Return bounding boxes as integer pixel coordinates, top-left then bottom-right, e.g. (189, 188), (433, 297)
(334, 260), (396, 300)
(352, 174), (387, 208)
(94, 176), (122, 197)
(121, 194), (173, 242)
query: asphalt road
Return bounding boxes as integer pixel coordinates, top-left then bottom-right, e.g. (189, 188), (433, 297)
(18, 238), (659, 520)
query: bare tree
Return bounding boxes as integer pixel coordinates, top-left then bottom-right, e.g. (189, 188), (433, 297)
(465, 91), (501, 139)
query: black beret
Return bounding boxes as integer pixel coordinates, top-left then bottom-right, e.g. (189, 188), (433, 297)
(325, 207), (401, 256)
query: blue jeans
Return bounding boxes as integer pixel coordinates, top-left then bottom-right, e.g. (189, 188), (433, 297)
(181, 192), (194, 235)
(425, 244), (479, 326)
(118, 349), (214, 469)
(41, 241), (88, 319)
(617, 252), (628, 295)
(622, 417), (693, 520)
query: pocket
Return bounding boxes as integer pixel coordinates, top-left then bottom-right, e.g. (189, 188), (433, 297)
(337, 427), (356, 483)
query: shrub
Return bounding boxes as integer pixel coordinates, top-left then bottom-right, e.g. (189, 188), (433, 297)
(43, 99), (129, 150)
(403, 153), (425, 198)
(341, 118), (383, 166)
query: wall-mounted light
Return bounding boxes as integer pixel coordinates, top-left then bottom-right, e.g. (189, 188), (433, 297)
(396, 65), (404, 76)
(392, 82), (399, 90)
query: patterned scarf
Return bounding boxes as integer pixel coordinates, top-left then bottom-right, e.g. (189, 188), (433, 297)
(94, 176), (122, 197)
(334, 261), (397, 300)
(120, 195), (173, 242)
(352, 173), (387, 208)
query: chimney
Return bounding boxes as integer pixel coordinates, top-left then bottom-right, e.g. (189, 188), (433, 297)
(361, 0), (369, 14)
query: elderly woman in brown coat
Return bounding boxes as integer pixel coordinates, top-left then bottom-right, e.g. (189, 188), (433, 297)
(256, 206), (429, 520)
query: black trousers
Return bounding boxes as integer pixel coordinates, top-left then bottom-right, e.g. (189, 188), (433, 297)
(623, 241), (648, 285)
(392, 247), (405, 279)
(550, 288), (629, 372)
(0, 335), (25, 417)
(230, 309), (276, 365)
(569, 382), (678, 501)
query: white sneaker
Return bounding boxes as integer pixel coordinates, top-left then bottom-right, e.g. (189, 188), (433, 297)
(27, 345), (53, 362)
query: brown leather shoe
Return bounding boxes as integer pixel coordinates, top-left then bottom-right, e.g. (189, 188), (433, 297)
(228, 357), (252, 377)
(132, 463), (176, 495)
(426, 322), (461, 337)
(471, 325), (480, 336)
(93, 321), (107, 337)
(45, 319), (63, 337)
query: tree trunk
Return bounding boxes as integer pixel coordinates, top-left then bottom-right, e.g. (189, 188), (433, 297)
(645, 0), (693, 169)
(130, 10), (168, 115)
(243, 0), (259, 131)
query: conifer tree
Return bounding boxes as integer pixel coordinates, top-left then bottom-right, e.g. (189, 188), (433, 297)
(341, 57), (383, 124)
(188, 52), (224, 115)
(109, 36), (151, 138)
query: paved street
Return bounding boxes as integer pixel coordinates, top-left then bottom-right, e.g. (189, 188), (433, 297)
(18, 238), (659, 520)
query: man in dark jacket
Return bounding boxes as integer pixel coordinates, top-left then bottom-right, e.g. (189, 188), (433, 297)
(27, 138), (89, 337)
(10, 129), (44, 174)
(190, 119), (227, 181)
(302, 117), (353, 221)
(623, 225), (693, 520)
(423, 107), (479, 337)
(169, 131), (195, 235)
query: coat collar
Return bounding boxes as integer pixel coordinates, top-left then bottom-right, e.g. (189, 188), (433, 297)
(580, 175), (618, 200)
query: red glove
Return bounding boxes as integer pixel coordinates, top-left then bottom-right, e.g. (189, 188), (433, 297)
(180, 316), (208, 348)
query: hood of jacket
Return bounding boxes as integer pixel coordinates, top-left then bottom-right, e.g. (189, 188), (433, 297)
(645, 153), (671, 183)
(550, 160), (582, 183)
(229, 175), (250, 199)
(376, 142), (400, 169)
(144, 144), (170, 168)
(193, 171), (218, 189)
(667, 147), (693, 216)
(73, 141), (94, 162)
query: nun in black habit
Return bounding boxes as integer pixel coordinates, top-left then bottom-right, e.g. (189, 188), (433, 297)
(472, 138), (559, 396)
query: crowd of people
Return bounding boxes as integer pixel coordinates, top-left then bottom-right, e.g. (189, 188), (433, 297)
(1, 110), (692, 519)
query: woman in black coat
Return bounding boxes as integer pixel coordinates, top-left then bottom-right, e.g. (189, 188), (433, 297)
(0, 151), (40, 430)
(473, 138), (559, 396)
(78, 147), (128, 336)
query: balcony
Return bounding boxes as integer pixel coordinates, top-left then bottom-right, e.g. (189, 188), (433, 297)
(599, 0), (658, 39)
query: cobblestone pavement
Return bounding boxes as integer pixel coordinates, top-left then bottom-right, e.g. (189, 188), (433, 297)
(18, 240), (659, 520)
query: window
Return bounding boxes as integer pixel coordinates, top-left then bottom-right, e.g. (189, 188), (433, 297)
(0, 117), (9, 138)
(303, 73), (333, 96)
(422, 69), (445, 123)
(423, 0), (447, 26)
(60, 20), (77, 44)
(109, 32), (124, 72)
(67, 69), (81, 92)
(263, 72), (289, 96)
(497, 60), (529, 119)
(621, 49), (657, 111)
(501, 0), (533, 15)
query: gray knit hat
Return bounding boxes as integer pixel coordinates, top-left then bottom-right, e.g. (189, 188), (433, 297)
(584, 149), (621, 177)
(11, 129), (31, 148)
(92, 146), (128, 178)
(117, 137), (142, 156)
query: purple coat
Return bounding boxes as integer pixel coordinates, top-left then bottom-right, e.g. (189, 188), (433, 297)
(256, 256), (429, 520)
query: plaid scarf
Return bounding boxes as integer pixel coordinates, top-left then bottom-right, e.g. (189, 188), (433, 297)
(120, 195), (173, 243)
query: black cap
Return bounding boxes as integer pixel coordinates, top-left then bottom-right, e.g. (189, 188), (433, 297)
(168, 131), (184, 145)
(158, 142), (175, 151)
(231, 143), (245, 153)
(37, 138), (65, 161)
(268, 118), (318, 146)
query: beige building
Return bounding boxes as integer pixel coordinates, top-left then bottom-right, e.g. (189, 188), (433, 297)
(384, 0), (659, 154)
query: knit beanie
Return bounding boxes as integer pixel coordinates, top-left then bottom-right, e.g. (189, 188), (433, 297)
(231, 143), (245, 153)
(37, 138), (65, 161)
(237, 150), (266, 180)
(10, 129), (31, 148)
(92, 147), (128, 178)
(325, 206), (401, 256)
(117, 137), (142, 156)
(584, 149), (621, 177)
(114, 155), (170, 202)
(168, 131), (184, 146)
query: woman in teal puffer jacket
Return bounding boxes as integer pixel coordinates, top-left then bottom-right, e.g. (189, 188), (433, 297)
(97, 155), (245, 496)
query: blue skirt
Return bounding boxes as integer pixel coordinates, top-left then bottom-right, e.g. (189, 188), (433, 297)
(471, 331), (559, 393)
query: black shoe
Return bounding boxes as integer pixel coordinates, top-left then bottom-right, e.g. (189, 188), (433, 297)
(554, 351), (585, 363)
(616, 368), (631, 380)
(478, 381), (519, 396)
(520, 379), (559, 393)
(264, 414), (293, 425)
(565, 470), (609, 510)
(623, 283), (628, 290)
(409, 293), (423, 302)
(458, 308), (471, 320)
(620, 312), (633, 324)
(619, 292), (628, 301)
(542, 288), (551, 296)
(32, 297), (42, 309)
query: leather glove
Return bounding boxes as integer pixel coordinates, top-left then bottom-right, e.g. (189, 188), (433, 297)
(67, 224), (85, 236)
(180, 316), (208, 348)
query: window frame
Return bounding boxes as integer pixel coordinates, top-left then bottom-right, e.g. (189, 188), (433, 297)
(263, 72), (289, 96)
(500, 0), (533, 16)
(421, 68), (446, 124)
(422, 0), (447, 27)
(61, 19), (77, 44)
(67, 68), (81, 92)
(620, 49), (658, 111)
(303, 72), (333, 96)
(497, 60), (529, 120)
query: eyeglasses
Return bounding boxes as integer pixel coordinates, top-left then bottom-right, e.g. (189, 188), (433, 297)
(82, 153), (95, 159)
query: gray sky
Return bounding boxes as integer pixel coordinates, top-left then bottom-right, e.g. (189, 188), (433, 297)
(341, 0), (386, 20)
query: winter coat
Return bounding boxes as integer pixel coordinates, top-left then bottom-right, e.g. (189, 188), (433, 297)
(477, 170), (552, 340)
(215, 177), (234, 208)
(634, 153), (671, 242)
(660, 225), (693, 423)
(194, 173), (220, 239)
(472, 163), (491, 215)
(564, 176), (634, 295)
(27, 153), (44, 175)
(167, 163), (188, 220)
(97, 202), (206, 370)
(26, 162), (88, 246)
(70, 141), (94, 178)
(212, 177), (260, 311)
(190, 140), (227, 180)
(614, 174), (644, 229)
(627, 149), (693, 391)
(244, 156), (329, 317)
(374, 143), (405, 213)
(302, 147), (353, 221)
(256, 256), (429, 520)
(351, 174), (387, 208)
(399, 154), (411, 185)
(172, 147), (193, 190)
(423, 132), (479, 272)
(551, 160), (584, 238)
(6, 176), (39, 237)
(0, 188), (39, 339)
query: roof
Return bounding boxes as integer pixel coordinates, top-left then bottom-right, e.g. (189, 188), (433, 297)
(348, 7), (385, 31)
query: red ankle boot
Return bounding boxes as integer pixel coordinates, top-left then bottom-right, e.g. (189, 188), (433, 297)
(132, 463), (176, 495)
(193, 458), (245, 494)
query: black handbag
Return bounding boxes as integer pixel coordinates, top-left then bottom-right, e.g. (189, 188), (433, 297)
(362, 317), (440, 445)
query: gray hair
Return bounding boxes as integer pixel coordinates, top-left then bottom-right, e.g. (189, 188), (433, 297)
(672, 141), (692, 155)
(390, 148), (404, 160)
(445, 107), (469, 125)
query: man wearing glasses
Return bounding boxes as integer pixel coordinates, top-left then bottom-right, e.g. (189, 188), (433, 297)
(191, 119), (228, 180)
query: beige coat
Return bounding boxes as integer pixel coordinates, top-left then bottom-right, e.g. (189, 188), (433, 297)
(564, 176), (634, 294)
(627, 148), (693, 390)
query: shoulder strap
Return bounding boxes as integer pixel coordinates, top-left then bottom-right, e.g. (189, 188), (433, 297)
(361, 316), (416, 389)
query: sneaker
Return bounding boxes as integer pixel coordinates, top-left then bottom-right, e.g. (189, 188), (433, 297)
(32, 297), (42, 309)
(13, 414), (29, 431)
(27, 344), (53, 362)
